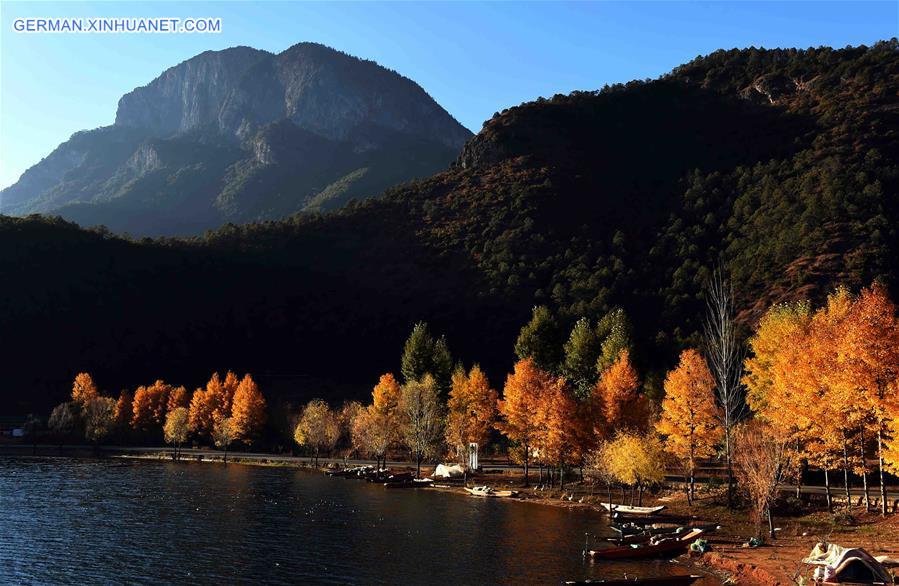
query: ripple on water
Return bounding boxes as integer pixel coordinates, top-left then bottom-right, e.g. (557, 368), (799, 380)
(0, 458), (720, 584)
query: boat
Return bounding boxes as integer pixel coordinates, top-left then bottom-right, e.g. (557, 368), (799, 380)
(601, 503), (666, 515)
(384, 478), (434, 489)
(586, 529), (704, 560)
(565, 575), (703, 586)
(464, 486), (519, 498)
(608, 525), (719, 546)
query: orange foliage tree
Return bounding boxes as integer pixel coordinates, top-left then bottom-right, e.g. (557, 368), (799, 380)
(231, 374), (267, 444)
(358, 373), (403, 469)
(593, 350), (644, 432)
(533, 375), (584, 489)
(167, 386), (190, 412)
(189, 387), (218, 438)
(445, 365), (498, 462)
(114, 389), (133, 432)
(656, 349), (722, 503)
(496, 359), (554, 486)
(131, 380), (172, 433)
(72, 372), (99, 405)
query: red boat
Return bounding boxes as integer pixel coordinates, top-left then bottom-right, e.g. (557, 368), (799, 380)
(586, 529), (704, 561)
(565, 576), (703, 586)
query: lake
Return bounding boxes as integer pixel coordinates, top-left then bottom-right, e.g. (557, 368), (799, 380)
(0, 458), (719, 584)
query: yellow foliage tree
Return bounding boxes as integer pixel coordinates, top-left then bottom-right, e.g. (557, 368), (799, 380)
(445, 365), (498, 462)
(604, 431), (667, 505)
(72, 372), (99, 405)
(839, 283), (899, 515)
(294, 399), (332, 465)
(656, 348), (722, 503)
(164, 407), (190, 460)
(231, 374), (267, 444)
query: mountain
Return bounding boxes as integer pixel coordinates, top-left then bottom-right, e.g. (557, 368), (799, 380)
(1, 41), (897, 415)
(1, 43), (471, 236)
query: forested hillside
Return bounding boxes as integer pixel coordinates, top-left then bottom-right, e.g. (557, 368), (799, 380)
(2, 40), (897, 414)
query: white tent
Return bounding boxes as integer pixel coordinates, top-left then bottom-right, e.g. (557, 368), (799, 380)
(433, 464), (466, 478)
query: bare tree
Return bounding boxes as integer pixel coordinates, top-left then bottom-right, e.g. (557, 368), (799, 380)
(400, 375), (445, 478)
(733, 421), (797, 540)
(703, 266), (746, 506)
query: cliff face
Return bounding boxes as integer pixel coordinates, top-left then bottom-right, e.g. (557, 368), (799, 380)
(3, 42), (472, 236)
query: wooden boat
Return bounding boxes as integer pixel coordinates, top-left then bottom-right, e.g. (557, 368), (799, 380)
(464, 486), (519, 498)
(586, 529), (704, 560)
(609, 525), (719, 546)
(565, 575), (703, 586)
(601, 503), (666, 515)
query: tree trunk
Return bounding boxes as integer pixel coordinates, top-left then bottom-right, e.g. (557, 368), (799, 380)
(638, 484), (644, 506)
(224, 445), (229, 464)
(878, 426), (887, 516)
(559, 464), (565, 491)
(859, 433), (870, 512)
(824, 468), (832, 512)
(523, 445), (530, 487)
(767, 506), (775, 540)
(416, 452), (421, 479)
(842, 442), (851, 511)
(796, 439), (803, 499)
(607, 483), (613, 509)
(689, 465), (695, 506)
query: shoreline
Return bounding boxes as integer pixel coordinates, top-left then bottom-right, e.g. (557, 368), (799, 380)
(12, 445), (899, 584)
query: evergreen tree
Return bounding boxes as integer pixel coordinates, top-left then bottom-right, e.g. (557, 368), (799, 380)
(514, 306), (563, 372)
(400, 322), (453, 392)
(596, 307), (634, 373)
(563, 317), (601, 399)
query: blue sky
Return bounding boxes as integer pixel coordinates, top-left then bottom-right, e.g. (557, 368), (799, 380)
(1, 1), (896, 190)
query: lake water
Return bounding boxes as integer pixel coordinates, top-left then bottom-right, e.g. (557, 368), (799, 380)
(0, 458), (719, 584)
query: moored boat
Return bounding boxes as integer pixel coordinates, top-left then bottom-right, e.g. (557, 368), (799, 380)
(586, 529), (704, 561)
(564, 575), (703, 586)
(464, 486), (519, 498)
(600, 503), (666, 515)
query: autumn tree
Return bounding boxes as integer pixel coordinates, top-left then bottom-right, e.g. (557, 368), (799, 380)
(400, 322), (453, 392)
(295, 399), (332, 465)
(48, 401), (80, 442)
(71, 372), (99, 405)
(400, 375), (445, 478)
(338, 400), (364, 456)
(533, 375), (582, 488)
(445, 365), (498, 462)
(496, 359), (554, 486)
(167, 386), (190, 412)
(514, 305), (563, 372)
(605, 431), (667, 505)
(656, 349), (722, 503)
(733, 420), (797, 540)
(84, 396), (117, 445)
(594, 350), (644, 431)
(840, 283), (899, 515)
(231, 374), (267, 444)
(131, 380), (172, 433)
(563, 317), (602, 399)
(189, 387), (218, 439)
(164, 407), (190, 460)
(362, 373), (403, 468)
(212, 417), (237, 463)
(114, 389), (133, 434)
